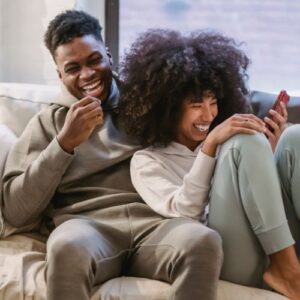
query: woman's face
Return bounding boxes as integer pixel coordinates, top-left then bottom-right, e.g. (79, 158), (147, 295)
(175, 92), (218, 150)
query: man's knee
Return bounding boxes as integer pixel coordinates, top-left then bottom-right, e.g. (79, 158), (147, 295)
(171, 219), (223, 262)
(47, 219), (95, 267)
(48, 235), (92, 266)
(187, 225), (223, 261)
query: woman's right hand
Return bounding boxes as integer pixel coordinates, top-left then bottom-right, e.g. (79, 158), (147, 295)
(202, 114), (266, 157)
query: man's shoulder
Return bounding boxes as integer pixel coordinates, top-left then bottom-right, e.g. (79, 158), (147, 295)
(36, 103), (68, 119)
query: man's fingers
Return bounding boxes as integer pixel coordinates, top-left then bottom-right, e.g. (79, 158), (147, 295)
(86, 107), (103, 119)
(73, 96), (101, 109)
(73, 100), (102, 117)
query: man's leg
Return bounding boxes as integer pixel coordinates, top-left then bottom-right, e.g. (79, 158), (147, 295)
(208, 133), (294, 287)
(46, 216), (131, 300)
(126, 211), (223, 300)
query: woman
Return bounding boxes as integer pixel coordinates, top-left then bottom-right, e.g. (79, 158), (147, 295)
(119, 29), (300, 300)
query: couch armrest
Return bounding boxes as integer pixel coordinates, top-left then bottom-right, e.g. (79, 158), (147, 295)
(249, 91), (300, 124)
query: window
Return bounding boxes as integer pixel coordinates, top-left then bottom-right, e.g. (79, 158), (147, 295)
(114, 0), (300, 94)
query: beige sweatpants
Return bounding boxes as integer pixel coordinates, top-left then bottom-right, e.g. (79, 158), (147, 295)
(46, 202), (222, 300)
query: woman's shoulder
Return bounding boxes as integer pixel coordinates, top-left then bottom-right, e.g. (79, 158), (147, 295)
(131, 142), (186, 170)
(133, 145), (163, 160)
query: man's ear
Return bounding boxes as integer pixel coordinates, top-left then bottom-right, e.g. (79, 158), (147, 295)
(56, 68), (62, 80)
(106, 47), (113, 66)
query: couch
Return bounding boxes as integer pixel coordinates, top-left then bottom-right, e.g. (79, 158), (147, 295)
(1, 82), (297, 300)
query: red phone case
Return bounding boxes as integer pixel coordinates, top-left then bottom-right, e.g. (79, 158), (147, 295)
(266, 90), (290, 132)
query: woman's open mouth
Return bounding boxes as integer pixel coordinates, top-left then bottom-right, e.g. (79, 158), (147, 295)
(194, 124), (210, 132)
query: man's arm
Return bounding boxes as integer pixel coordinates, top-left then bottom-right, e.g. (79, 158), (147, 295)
(2, 97), (103, 228)
(2, 108), (74, 228)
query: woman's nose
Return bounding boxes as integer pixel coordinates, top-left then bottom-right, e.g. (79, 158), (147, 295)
(202, 106), (215, 122)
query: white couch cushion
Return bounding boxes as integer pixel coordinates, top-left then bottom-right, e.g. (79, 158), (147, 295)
(0, 125), (17, 237)
(0, 82), (59, 136)
(0, 235), (288, 300)
(0, 82), (289, 300)
(0, 124), (17, 177)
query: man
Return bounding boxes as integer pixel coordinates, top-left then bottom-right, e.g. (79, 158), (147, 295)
(2, 10), (222, 300)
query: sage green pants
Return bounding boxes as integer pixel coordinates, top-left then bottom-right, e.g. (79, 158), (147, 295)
(208, 130), (298, 287)
(46, 203), (223, 300)
(275, 125), (300, 254)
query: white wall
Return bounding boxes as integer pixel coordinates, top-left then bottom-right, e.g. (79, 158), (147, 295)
(0, 0), (105, 85)
(0, 0), (3, 82)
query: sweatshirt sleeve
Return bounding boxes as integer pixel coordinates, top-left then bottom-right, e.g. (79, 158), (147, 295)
(130, 149), (216, 221)
(2, 108), (74, 228)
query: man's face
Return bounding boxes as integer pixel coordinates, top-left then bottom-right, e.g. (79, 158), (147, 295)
(55, 35), (113, 101)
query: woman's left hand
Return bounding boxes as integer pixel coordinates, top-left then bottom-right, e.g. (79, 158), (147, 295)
(264, 102), (288, 152)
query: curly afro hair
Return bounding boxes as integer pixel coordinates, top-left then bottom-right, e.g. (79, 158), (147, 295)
(44, 10), (103, 59)
(119, 29), (252, 147)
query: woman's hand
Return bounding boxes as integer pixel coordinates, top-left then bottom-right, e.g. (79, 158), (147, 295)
(264, 102), (288, 152)
(202, 113), (266, 157)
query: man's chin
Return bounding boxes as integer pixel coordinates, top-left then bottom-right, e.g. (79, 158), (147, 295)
(79, 90), (107, 101)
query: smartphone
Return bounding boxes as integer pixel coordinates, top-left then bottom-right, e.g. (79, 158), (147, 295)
(266, 90), (290, 132)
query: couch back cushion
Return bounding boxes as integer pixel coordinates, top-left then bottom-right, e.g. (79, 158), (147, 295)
(0, 125), (17, 236)
(250, 91), (300, 124)
(0, 83), (60, 136)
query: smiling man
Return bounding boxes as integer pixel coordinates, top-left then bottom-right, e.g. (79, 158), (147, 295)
(2, 10), (223, 300)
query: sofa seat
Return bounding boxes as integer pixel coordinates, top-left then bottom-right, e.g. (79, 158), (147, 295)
(0, 234), (288, 300)
(0, 82), (290, 300)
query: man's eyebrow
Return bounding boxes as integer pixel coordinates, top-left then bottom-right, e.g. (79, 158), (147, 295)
(63, 61), (79, 70)
(63, 51), (103, 69)
(88, 51), (102, 59)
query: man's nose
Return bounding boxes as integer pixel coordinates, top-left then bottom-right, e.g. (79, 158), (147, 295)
(80, 66), (95, 79)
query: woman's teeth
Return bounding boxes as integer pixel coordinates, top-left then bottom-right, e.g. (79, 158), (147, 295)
(194, 124), (209, 132)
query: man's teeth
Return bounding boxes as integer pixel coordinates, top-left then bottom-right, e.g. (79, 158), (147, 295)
(82, 80), (101, 91)
(194, 124), (209, 132)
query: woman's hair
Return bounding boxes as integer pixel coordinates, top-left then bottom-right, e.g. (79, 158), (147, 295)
(119, 29), (252, 147)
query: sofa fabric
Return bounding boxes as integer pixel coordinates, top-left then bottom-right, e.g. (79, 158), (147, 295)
(0, 82), (291, 300)
(250, 90), (300, 124)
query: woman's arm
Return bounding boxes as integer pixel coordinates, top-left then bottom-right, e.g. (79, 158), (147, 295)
(131, 148), (216, 221)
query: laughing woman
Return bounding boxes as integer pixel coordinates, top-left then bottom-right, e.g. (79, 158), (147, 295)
(119, 29), (300, 300)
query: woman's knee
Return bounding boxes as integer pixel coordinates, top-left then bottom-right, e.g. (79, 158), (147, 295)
(277, 124), (300, 152)
(224, 133), (270, 153)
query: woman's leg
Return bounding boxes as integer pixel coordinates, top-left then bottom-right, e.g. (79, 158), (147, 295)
(275, 124), (300, 250)
(208, 133), (295, 287)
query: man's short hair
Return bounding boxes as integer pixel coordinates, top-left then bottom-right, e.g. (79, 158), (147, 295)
(44, 10), (103, 58)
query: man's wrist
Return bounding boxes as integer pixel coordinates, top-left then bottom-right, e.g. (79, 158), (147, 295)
(56, 134), (75, 154)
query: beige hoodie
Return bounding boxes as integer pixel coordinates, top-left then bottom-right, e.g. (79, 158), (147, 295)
(2, 79), (142, 232)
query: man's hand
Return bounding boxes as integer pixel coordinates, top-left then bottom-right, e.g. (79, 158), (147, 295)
(264, 102), (288, 152)
(57, 96), (103, 153)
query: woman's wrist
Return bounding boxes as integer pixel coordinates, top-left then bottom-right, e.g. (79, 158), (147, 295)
(201, 138), (218, 157)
